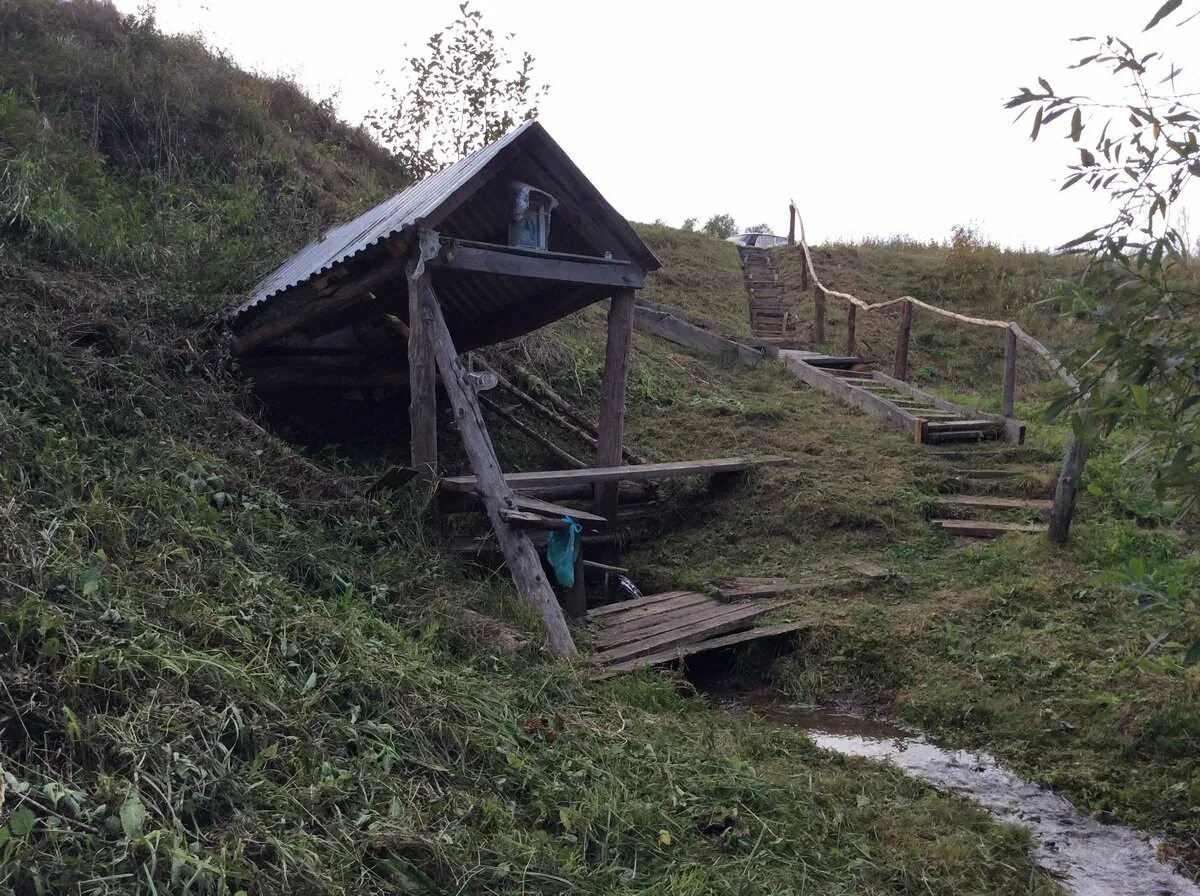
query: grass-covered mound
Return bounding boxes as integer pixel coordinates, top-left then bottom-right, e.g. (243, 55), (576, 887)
(0, 2), (1071, 893)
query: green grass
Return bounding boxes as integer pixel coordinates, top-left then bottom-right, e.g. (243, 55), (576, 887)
(522, 226), (1200, 877)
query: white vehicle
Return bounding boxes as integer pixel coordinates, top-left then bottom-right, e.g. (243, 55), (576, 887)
(727, 232), (789, 249)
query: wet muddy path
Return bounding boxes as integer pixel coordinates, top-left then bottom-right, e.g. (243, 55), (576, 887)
(717, 696), (1200, 896)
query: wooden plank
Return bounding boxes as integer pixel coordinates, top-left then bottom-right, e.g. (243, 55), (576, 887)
(1001, 325), (1017, 418)
(513, 494), (607, 527)
(938, 495), (1052, 512)
(591, 602), (780, 666)
(586, 590), (693, 620)
(596, 289), (635, 522)
(956, 468), (1021, 480)
(597, 620), (808, 674)
(428, 244), (645, 289)
(588, 594), (710, 638)
(499, 509), (571, 529)
(633, 303), (763, 369)
(415, 271), (576, 657)
(925, 419), (1006, 430)
(440, 455), (792, 493)
(594, 599), (760, 651)
(932, 519), (1044, 537)
(407, 265), (437, 483)
(590, 592), (712, 628)
(449, 238), (634, 267)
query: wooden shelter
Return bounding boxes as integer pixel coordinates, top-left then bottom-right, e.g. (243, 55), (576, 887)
(228, 121), (666, 656)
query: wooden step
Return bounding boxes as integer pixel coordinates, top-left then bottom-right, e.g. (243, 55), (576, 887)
(955, 468), (1021, 480)
(926, 419), (1005, 431)
(932, 518), (1044, 537)
(831, 370), (875, 380)
(937, 495), (1052, 512)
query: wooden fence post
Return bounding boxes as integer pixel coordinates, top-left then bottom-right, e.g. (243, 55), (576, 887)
(788, 205), (796, 247)
(893, 299), (913, 380)
(407, 265), (438, 483)
(813, 287), (826, 345)
(596, 288), (635, 523)
(1001, 324), (1017, 417)
(846, 304), (857, 357)
(415, 274), (577, 656)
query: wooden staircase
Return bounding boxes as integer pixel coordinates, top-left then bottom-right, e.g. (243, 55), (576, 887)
(928, 447), (1056, 538)
(740, 247), (797, 339)
(780, 351), (1024, 445)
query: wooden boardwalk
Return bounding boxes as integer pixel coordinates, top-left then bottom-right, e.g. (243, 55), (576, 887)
(588, 590), (804, 675)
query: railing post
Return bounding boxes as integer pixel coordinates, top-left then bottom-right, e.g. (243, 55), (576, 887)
(788, 204), (796, 247)
(1001, 324), (1017, 417)
(846, 304), (857, 357)
(813, 287), (826, 345)
(893, 299), (913, 380)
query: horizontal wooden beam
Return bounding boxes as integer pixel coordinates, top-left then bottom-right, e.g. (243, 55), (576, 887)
(428, 244), (645, 289)
(439, 455), (791, 494)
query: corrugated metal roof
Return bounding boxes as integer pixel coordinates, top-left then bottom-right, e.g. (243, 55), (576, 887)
(230, 120), (538, 321)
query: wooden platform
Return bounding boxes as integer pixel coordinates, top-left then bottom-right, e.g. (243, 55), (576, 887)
(588, 590), (803, 675)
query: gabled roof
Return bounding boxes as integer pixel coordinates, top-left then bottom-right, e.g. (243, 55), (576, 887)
(230, 120), (658, 323)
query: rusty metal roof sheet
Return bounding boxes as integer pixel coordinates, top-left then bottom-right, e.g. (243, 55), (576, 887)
(230, 121), (538, 321)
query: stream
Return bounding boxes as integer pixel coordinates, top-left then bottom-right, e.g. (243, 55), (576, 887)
(717, 696), (1200, 896)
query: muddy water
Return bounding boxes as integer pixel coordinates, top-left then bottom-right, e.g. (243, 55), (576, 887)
(719, 698), (1200, 896)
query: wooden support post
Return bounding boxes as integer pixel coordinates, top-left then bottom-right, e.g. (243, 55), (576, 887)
(596, 288), (635, 523)
(1048, 434), (1089, 545)
(846, 304), (857, 357)
(407, 266), (437, 483)
(788, 205), (796, 247)
(1001, 325), (1018, 418)
(563, 539), (586, 620)
(813, 287), (826, 345)
(413, 273), (576, 656)
(893, 299), (913, 381)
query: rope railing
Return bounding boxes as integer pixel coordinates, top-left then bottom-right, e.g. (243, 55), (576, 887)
(787, 200), (1080, 395)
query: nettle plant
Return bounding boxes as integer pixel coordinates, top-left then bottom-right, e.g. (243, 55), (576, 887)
(1008, 0), (1199, 664)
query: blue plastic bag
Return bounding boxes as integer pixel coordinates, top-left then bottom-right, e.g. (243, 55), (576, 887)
(546, 516), (582, 588)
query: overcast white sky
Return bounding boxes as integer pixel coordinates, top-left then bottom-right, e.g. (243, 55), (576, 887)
(113, 0), (1196, 248)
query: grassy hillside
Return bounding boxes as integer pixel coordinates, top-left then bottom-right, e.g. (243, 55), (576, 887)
(0, 3), (1081, 893)
(527, 228), (1200, 876)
